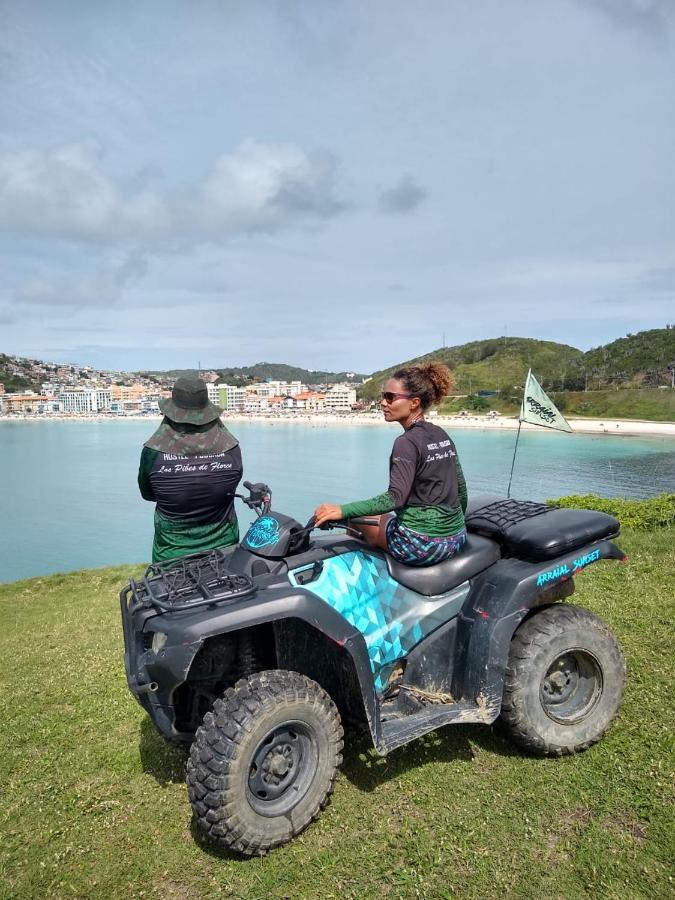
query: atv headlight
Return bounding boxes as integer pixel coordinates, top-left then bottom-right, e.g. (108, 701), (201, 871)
(151, 631), (168, 654)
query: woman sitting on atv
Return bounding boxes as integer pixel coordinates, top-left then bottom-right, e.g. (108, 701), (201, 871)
(314, 362), (468, 566)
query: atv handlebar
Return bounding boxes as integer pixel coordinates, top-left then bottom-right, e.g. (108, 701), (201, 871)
(235, 481), (272, 516)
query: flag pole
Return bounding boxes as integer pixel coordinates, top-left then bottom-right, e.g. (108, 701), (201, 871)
(507, 368), (530, 498)
(507, 419), (522, 498)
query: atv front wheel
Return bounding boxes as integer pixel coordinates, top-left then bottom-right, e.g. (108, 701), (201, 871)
(500, 604), (625, 756)
(187, 670), (343, 855)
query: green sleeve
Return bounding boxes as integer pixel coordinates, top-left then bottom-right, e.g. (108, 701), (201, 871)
(456, 457), (468, 513)
(138, 447), (158, 501)
(340, 492), (397, 518)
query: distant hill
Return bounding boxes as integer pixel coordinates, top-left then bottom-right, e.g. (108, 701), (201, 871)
(358, 337), (584, 402)
(141, 362), (366, 385)
(582, 328), (675, 387)
(358, 328), (675, 401)
(0, 354), (39, 393)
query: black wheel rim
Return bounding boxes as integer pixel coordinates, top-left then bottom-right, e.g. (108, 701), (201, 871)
(247, 720), (318, 817)
(540, 649), (603, 724)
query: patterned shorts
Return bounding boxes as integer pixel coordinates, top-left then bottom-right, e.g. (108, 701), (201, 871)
(386, 518), (467, 567)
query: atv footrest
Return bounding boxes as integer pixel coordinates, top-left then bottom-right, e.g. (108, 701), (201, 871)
(378, 697), (498, 754)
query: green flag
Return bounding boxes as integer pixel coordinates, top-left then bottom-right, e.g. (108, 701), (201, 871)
(520, 369), (572, 433)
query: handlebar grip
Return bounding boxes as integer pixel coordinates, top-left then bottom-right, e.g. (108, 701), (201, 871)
(243, 480), (253, 490)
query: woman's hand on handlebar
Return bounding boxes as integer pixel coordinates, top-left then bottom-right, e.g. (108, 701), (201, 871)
(313, 503), (343, 528)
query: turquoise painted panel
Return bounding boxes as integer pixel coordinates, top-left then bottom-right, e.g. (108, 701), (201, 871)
(289, 551), (466, 692)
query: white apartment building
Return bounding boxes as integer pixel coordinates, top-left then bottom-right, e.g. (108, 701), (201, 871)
(254, 380), (306, 398)
(206, 383), (221, 406)
(323, 384), (357, 410)
(58, 389), (112, 413)
(244, 395), (269, 412)
(214, 384), (247, 411)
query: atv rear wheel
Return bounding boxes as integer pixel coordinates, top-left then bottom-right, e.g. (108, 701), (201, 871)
(500, 604), (625, 756)
(187, 670), (343, 855)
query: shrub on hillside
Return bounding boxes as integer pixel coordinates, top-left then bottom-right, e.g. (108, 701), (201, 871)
(549, 493), (675, 529)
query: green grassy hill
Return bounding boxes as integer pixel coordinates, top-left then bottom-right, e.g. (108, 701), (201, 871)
(1, 505), (673, 897)
(583, 328), (675, 387)
(359, 337), (583, 402)
(0, 353), (39, 393)
(142, 362), (366, 385)
(359, 329), (675, 419)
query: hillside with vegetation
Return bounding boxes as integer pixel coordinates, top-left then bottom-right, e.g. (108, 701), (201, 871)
(437, 387), (675, 422)
(0, 353), (39, 393)
(359, 329), (675, 419)
(358, 337), (584, 402)
(142, 362), (365, 385)
(583, 328), (675, 388)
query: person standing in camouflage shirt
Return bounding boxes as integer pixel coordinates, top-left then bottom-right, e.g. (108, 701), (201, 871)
(138, 376), (243, 562)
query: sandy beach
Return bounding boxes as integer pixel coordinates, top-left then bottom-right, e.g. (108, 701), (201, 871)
(2, 411), (674, 437)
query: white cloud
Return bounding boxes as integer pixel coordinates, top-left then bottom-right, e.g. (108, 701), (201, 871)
(0, 140), (345, 246)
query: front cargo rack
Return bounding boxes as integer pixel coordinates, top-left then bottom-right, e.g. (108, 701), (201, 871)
(125, 549), (256, 613)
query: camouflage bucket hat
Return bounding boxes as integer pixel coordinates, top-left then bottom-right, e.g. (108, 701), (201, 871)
(159, 375), (222, 425)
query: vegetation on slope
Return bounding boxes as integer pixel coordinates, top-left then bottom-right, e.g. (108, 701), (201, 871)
(435, 387), (675, 421)
(550, 493), (675, 529)
(0, 354), (39, 393)
(359, 337), (583, 401)
(583, 328), (675, 386)
(1, 512), (672, 898)
(359, 329), (675, 420)
(142, 362), (365, 385)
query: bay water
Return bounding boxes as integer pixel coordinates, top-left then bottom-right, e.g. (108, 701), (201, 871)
(1, 419), (673, 584)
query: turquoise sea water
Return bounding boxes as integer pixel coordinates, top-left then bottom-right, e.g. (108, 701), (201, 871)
(1, 419), (673, 584)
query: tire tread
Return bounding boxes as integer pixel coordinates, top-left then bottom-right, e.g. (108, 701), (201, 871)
(186, 669), (343, 855)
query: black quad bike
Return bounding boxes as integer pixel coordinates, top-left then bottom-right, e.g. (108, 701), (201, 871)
(120, 482), (627, 856)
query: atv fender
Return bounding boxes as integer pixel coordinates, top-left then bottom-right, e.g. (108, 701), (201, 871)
(139, 583), (380, 744)
(454, 538), (626, 717)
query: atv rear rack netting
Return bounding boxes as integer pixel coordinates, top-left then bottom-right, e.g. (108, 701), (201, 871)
(126, 550), (257, 612)
(466, 499), (555, 530)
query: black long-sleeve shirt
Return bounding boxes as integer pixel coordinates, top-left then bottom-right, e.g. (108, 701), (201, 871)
(340, 420), (467, 536)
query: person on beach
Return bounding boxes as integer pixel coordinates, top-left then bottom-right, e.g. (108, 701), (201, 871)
(313, 362), (468, 566)
(138, 376), (243, 563)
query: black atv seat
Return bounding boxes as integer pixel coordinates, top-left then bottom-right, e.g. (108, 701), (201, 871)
(386, 534), (501, 596)
(466, 498), (620, 561)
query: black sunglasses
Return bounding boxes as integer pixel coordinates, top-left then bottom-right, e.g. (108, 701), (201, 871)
(381, 391), (416, 403)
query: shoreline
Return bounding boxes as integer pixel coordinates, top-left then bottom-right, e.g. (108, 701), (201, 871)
(1, 411), (675, 437)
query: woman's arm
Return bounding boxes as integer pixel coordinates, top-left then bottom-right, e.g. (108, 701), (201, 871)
(317, 435), (418, 523)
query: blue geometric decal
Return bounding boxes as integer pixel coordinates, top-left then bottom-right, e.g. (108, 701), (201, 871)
(289, 551), (469, 693)
(243, 516), (280, 549)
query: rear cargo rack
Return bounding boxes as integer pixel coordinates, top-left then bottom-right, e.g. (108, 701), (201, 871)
(125, 550), (256, 613)
(466, 499), (555, 530)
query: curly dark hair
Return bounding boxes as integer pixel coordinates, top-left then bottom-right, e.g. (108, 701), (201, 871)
(391, 361), (454, 411)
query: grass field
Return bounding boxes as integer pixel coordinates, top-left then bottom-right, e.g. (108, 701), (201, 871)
(1, 528), (673, 899)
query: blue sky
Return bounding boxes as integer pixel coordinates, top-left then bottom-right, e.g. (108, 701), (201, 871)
(1, 1), (673, 372)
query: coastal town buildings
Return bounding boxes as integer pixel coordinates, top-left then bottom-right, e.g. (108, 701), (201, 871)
(1, 353), (363, 417)
(110, 384), (151, 402)
(1, 392), (61, 414)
